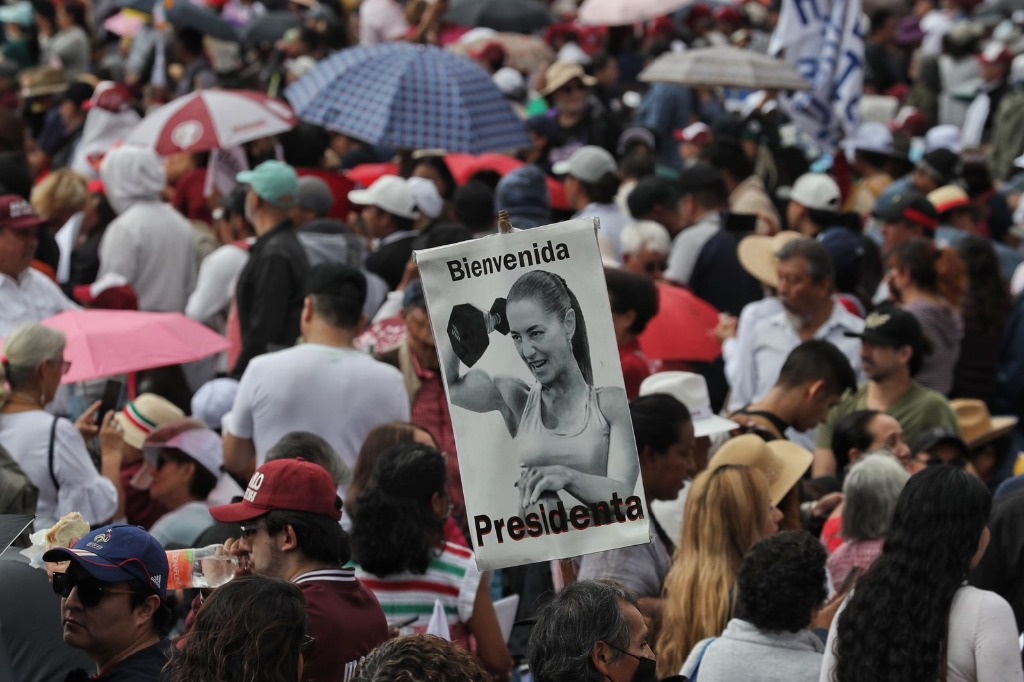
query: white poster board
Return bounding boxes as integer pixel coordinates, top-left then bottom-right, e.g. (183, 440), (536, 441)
(416, 219), (651, 571)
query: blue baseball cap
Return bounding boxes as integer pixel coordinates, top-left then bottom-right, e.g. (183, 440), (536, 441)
(43, 524), (168, 600)
(237, 160), (299, 208)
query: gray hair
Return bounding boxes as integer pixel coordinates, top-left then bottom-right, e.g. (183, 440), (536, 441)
(528, 580), (638, 682)
(776, 237), (834, 284)
(842, 453), (910, 541)
(0, 323), (66, 406)
(266, 431), (351, 487)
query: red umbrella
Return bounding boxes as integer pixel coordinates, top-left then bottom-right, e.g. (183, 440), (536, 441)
(638, 283), (722, 363)
(348, 154), (570, 211)
(32, 310), (231, 384)
(123, 89), (297, 155)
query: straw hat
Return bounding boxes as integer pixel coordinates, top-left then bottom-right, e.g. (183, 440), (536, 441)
(737, 231), (802, 289)
(115, 394), (186, 450)
(950, 399), (1018, 449)
(19, 66), (68, 99)
(539, 61), (596, 96)
(708, 434), (812, 506)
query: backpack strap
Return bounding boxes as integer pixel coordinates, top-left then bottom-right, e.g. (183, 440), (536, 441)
(48, 416), (59, 492)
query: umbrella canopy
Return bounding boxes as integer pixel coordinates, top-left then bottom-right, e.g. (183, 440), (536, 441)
(445, 0), (553, 33)
(577, 0), (691, 26)
(285, 43), (530, 154)
(640, 46), (812, 91)
(35, 310), (231, 384)
(347, 153), (570, 211)
(242, 11), (302, 48)
(123, 89), (297, 155)
(0, 515), (33, 554)
(164, 0), (239, 42)
(447, 32), (555, 74)
(638, 284), (722, 363)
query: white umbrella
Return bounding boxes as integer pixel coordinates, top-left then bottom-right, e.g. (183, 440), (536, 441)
(640, 46), (812, 91)
(124, 89), (296, 155)
(578, 0), (692, 26)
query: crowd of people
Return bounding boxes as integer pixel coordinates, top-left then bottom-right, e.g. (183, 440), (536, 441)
(2, 0), (1024, 679)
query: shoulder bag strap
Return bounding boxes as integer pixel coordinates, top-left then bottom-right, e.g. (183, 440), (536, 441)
(48, 416), (59, 492)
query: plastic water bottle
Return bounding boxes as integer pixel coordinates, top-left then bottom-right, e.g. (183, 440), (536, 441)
(165, 545), (239, 590)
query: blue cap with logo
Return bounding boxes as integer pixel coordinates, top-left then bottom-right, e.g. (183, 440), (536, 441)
(237, 160), (299, 208)
(43, 524), (168, 600)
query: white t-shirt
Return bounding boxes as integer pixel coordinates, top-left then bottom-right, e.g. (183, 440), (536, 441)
(0, 269), (78, 337)
(186, 242), (250, 331)
(0, 411), (116, 530)
(224, 344), (410, 494)
(358, 0), (409, 45)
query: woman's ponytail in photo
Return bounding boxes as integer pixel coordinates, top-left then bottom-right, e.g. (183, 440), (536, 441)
(555, 273), (593, 385)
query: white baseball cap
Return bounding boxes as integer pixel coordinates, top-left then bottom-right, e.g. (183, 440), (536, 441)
(552, 146), (618, 183)
(348, 175), (418, 220)
(788, 173), (841, 212)
(406, 176), (443, 220)
(845, 121), (894, 157)
(639, 372), (739, 438)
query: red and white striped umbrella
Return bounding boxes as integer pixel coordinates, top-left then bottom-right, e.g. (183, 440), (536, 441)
(124, 89), (297, 155)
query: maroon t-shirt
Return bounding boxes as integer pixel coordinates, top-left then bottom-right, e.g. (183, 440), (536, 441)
(295, 568), (390, 682)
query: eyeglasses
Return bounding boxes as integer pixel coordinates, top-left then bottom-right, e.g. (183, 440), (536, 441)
(238, 524), (269, 539)
(155, 453), (185, 470)
(50, 359), (71, 375)
(52, 572), (137, 607)
(643, 260), (668, 274)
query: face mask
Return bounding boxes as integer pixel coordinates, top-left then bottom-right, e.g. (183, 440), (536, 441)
(606, 644), (659, 682)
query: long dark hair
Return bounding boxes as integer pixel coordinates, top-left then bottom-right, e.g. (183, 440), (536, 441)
(507, 270), (593, 384)
(165, 575), (307, 682)
(955, 235), (1011, 337)
(350, 443), (447, 576)
(831, 466), (992, 682)
(891, 238), (967, 308)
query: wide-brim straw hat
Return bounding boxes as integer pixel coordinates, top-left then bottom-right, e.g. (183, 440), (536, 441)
(737, 230), (802, 289)
(950, 399), (1018, 449)
(539, 61), (596, 97)
(708, 434), (812, 506)
(19, 66), (68, 99)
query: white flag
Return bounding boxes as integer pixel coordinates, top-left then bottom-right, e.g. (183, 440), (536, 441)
(203, 146), (249, 199)
(769, 0), (866, 152)
(425, 599), (451, 641)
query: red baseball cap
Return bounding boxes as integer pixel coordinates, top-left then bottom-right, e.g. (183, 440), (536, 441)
(0, 195), (44, 230)
(210, 458), (342, 523)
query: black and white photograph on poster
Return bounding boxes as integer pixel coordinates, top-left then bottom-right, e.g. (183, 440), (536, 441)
(416, 218), (650, 571)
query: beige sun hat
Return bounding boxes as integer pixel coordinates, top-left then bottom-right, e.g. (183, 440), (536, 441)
(539, 61), (596, 97)
(737, 230), (803, 289)
(19, 66), (68, 99)
(114, 394), (186, 450)
(950, 399), (1018, 449)
(708, 434), (812, 506)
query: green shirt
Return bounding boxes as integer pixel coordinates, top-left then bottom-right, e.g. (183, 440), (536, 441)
(816, 382), (960, 450)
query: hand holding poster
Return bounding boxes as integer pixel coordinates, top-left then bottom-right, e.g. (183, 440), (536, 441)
(416, 219), (650, 571)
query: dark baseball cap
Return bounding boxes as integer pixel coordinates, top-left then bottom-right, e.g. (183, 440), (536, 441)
(871, 191), (939, 232)
(0, 195), (45, 230)
(43, 525), (169, 600)
(210, 458), (342, 523)
(845, 306), (926, 350)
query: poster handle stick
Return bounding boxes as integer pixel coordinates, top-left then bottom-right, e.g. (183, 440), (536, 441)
(558, 558), (577, 588)
(497, 210), (515, 234)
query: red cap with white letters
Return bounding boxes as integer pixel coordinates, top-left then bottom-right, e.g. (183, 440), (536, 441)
(209, 457), (342, 523)
(0, 195), (44, 230)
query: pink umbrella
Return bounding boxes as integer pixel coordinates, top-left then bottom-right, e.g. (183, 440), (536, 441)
(577, 0), (694, 26)
(123, 89), (296, 155)
(35, 310), (231, 384)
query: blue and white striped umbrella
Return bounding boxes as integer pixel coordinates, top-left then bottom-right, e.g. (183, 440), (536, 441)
(285, 43), (530, 154)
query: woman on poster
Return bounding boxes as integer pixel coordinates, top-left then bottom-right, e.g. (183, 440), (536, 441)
(443, 269), (638, 511)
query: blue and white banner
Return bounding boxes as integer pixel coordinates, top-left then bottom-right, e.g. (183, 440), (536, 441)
(769, 0), (866, 152)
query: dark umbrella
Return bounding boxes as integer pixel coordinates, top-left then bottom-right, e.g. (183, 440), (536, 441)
(444, 0), (553, 33)
(242, 11), (302, 48)
(0, 515), (34, 553)
(164, 0), (240, 42)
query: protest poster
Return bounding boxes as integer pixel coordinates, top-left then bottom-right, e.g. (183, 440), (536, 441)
(415, 219), (651, 571)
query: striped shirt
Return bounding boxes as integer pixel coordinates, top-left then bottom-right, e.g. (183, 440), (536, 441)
(355, 542), (480, 647)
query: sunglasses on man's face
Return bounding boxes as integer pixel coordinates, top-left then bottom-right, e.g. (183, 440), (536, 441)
(643, 260), (668, 274)
(52, 572), (137, 607)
